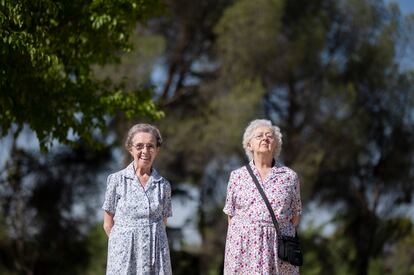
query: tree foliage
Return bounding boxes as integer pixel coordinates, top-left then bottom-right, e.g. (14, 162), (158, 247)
(0, 140), (112, 274)
(0, 0), (164, 149)
(216, 1), (414, 274)
(145, 0), (414, 274)
(1, 0), (414, 274)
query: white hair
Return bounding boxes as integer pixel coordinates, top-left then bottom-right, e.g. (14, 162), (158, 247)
(242, 119), (282, 161)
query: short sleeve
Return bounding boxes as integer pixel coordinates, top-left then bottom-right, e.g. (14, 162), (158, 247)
(223, 171), (237, 217)
(102, 174), (118, 214)
(291, 173), (302, 216)
(162, 181), (172, 218)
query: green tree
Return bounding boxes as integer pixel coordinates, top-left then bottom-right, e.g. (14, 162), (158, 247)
(34, 0), (413, 274)
(215, 0), (414, 274)
(387, 228), (414, 274)
(0, 140), (112, 274)
(135, 0), (414, 274)
(0, 0), (163, 150)
(84, 223), (108, 275)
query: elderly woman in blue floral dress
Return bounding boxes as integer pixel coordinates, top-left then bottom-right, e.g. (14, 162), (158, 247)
(102, 123), (172, 275)
(223, 119), (302, 274)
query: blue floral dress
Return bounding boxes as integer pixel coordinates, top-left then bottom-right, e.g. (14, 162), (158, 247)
(102, 162), (172, 275)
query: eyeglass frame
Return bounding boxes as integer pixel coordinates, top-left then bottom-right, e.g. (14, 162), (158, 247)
(252, 132), (275, 141)
(132, 142), (157, 151)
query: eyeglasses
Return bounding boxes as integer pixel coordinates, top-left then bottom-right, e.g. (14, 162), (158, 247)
(253, 133), (275, 140)
(132, 143), (156, 151)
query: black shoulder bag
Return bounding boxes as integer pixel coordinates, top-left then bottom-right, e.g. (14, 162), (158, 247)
(245, 164), (303, 266)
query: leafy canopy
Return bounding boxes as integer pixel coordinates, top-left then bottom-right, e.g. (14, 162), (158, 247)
(0, 0), (164, 150)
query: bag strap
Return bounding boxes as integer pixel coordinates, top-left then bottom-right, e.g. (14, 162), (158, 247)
(245, 164), (282, 237)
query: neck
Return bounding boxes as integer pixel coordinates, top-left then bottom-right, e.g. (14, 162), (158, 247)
(133, 163), (151, 176)
(253, 154), (273, 169)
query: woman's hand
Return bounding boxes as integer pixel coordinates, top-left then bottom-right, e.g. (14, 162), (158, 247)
(291, 215), (300, 227)
(103, 211), (114, 237)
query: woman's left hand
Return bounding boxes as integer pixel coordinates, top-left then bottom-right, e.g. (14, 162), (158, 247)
(291, 215), (300, 227)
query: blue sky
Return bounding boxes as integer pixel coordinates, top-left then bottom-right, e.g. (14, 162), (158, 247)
(390, 0), (414, 14)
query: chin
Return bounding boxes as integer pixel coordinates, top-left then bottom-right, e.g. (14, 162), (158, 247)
(136, 159), (152, 166)
(258, 150), (274, 156)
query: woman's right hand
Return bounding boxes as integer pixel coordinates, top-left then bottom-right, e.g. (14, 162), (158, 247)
(103, 211), (114, 237)
(103, 222), (113, 237)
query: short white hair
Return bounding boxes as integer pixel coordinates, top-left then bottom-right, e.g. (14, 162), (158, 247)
(242, 119), (282, 161)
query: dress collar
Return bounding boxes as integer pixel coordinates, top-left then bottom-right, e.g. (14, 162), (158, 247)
(249, 159), (284, 168)
(248, 159), (287, 180)
(122, 161), (163, 182)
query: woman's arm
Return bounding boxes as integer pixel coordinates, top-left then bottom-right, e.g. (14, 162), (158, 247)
(103, 211), (114, 237)
(162, 181), (172, 225)
(227, 215), (232, 224)
(291, 172), (302, 228)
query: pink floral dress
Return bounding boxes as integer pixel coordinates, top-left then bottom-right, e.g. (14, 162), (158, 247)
(223, 161), (302, 275)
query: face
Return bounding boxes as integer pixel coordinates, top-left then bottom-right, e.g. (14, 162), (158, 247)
(129, 132), (160, 169)
(248, 126), (277, 157)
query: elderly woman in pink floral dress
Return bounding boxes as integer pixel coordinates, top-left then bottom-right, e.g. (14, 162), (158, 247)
(223, 119), (302, 275)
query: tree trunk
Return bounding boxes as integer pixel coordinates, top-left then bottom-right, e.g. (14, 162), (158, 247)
(354, 208), (376, 275)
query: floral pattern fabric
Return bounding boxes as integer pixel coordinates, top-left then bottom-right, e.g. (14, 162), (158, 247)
(223, 161), (302, 275)
(102, 162), (172, 275)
